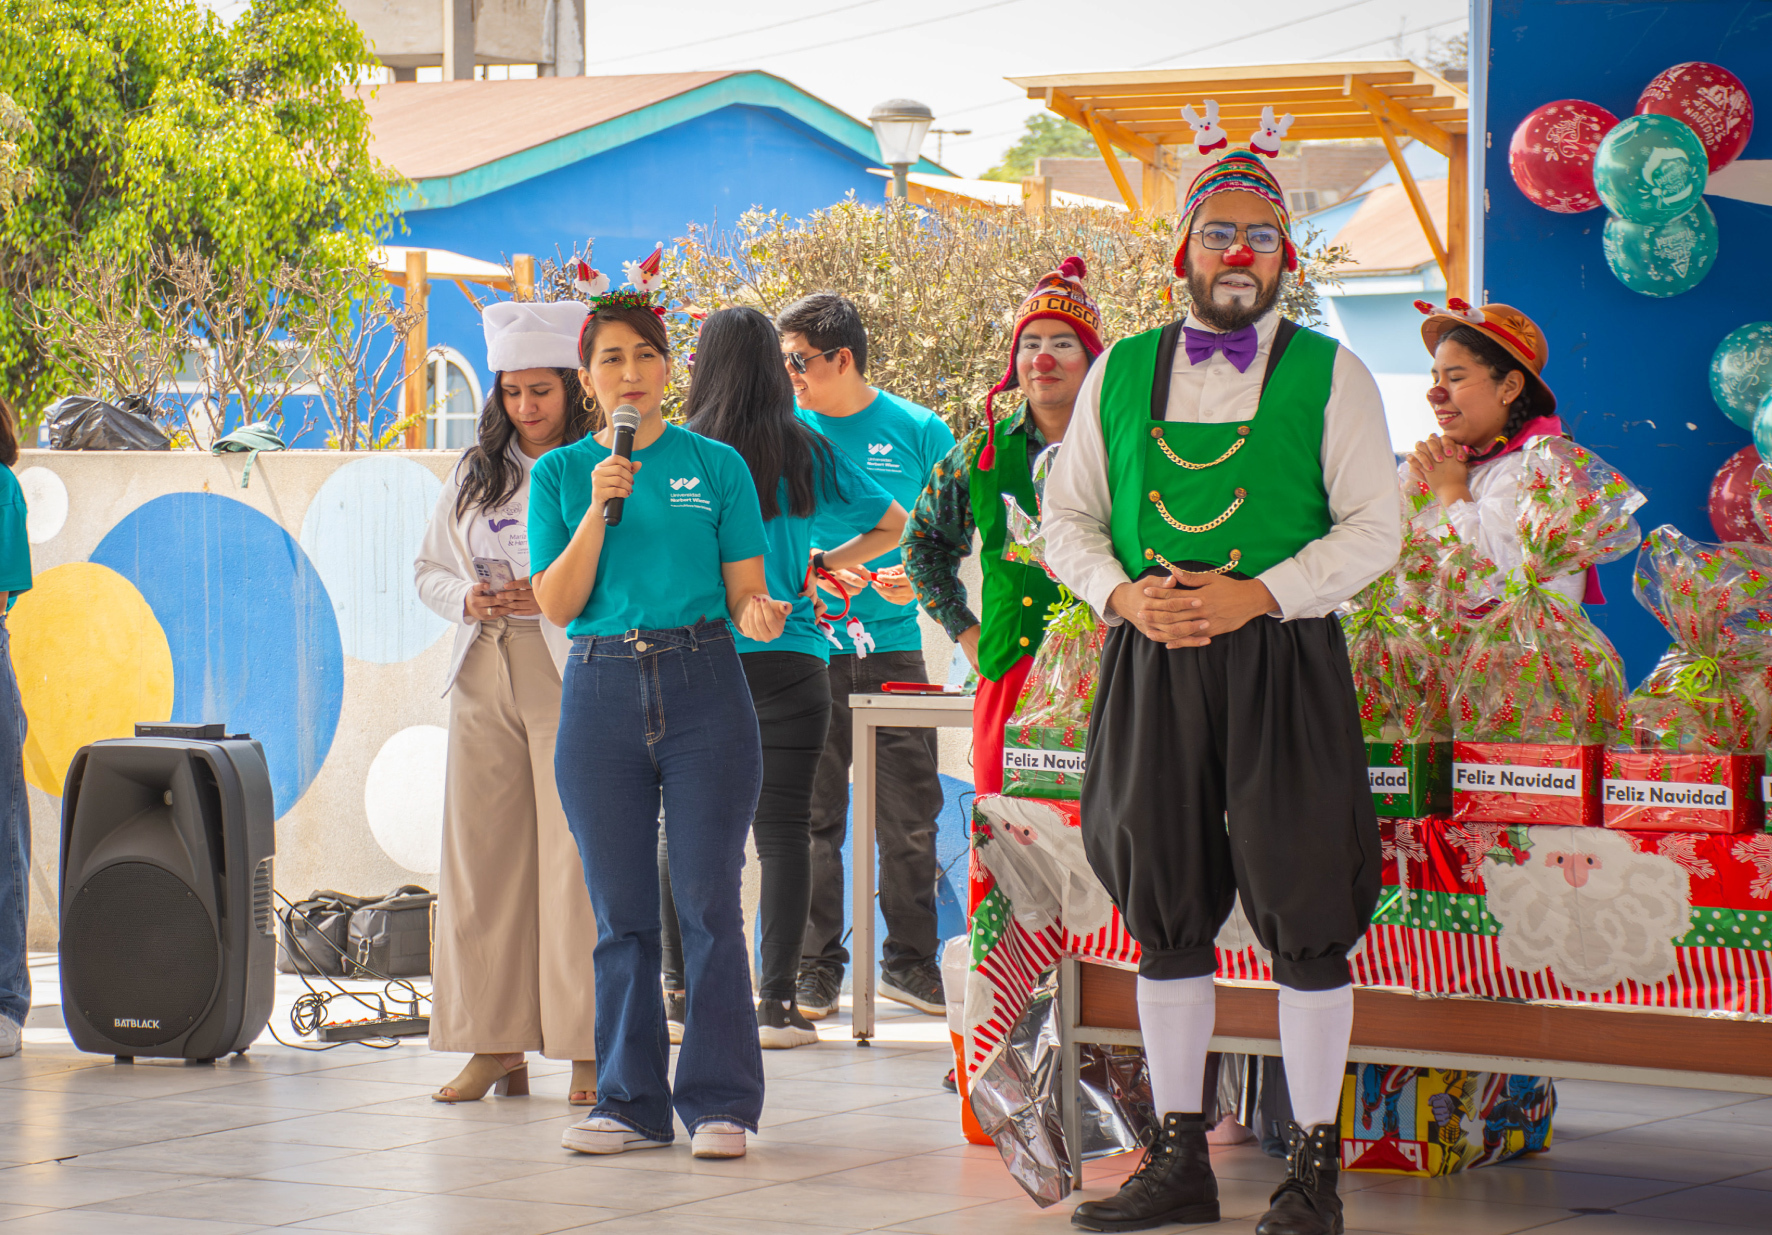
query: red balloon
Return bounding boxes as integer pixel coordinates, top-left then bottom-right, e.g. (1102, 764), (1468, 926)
(1709, 445), (1770, 544)
(1509, 100), (1619, 212)
(1755, 462), (1772, 543)
(1637, 62), (1754, 172)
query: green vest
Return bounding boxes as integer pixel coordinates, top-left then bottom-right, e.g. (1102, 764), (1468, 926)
(1102, 320), (1337, 578)
(968, 420), (1066, 680)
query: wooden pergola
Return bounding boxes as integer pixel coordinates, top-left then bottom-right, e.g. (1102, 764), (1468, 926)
(1007, 61), (1470, 297)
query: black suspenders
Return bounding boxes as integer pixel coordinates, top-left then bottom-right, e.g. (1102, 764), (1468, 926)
(1149, 316), (1300, 420)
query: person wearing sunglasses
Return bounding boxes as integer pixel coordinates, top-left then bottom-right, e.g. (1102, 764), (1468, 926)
(1043, 145), (1399, 1235)
(774, 292), (957, 1024)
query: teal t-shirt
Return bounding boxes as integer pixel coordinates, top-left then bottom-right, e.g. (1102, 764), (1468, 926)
(803, 390), (955, 654)
(528, 423), (767, 638)
(734, 441), (893, 660)
(0, 466), (31, 611)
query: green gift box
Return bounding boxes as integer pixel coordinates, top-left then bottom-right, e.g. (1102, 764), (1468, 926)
(1367, 739), (1452, 818)
(1002, 723), (1087, 800)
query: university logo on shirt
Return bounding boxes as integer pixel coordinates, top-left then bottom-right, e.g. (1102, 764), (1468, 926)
(864, 442), (901, 472)
(668, 476), (711, 510)
(867, 443), (892, 455)
(670, 477), (701, 490)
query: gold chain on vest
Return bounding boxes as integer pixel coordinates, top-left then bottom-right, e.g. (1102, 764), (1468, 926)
(1151, 548), (1241, 576)
(1150, 486), (1245, 534)
(1151, 424), (1250, 471)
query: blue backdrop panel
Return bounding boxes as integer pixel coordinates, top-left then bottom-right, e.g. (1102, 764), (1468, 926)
(92, 492), (346, 818)
(1486, 0), (1772, 682)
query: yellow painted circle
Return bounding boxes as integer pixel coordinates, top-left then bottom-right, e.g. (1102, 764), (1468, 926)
(11, 562), (174, 796)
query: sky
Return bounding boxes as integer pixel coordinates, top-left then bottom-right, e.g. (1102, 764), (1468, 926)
(204, 0), (1469, 177)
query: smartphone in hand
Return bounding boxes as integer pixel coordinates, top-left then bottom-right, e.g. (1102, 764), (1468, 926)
(472, 557), (515, 591)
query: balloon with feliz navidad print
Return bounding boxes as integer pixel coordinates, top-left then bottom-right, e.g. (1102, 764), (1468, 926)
(1707, 445), (1769, 544)
(1509, 99), (1619, 212)
(1637, 61), (1754, 173)
(1601, 199), (1717, 296)
(1593, 112), (1709, 224)
(1709, 323), (1772, 431)
(1753, 394), (1772, 467)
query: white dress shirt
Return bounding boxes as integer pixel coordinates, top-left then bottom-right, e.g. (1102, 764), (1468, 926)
(1431, 453), (1586, 607)
(1042, 309), (1402, 622)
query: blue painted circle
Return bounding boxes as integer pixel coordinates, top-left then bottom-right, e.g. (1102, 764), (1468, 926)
(299, 456), (449, 664)
(92, 492), (345, 819)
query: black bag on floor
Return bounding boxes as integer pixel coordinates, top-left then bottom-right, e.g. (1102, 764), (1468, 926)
(277, 890), (369, 976)
(348, 886), (435, 979)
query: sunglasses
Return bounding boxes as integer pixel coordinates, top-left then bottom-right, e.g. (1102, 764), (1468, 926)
(1193, 223), (1284, 254)
(784, 347), (839, 374)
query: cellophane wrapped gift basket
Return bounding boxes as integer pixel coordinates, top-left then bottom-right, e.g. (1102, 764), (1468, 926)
(1450, 438), (1646, 827)
(1603, 526), (1772, 833)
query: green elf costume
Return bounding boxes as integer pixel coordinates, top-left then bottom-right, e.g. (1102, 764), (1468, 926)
(902, 257), (1105, 796)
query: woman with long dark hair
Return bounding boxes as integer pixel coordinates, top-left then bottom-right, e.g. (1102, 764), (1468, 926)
(414, 300), (601, 1105)
(659, 307), (905, 1050)
(531, 281), (792, 1161)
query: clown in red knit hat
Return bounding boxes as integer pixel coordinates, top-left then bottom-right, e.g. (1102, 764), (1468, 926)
(1043, 120), (1400, 1235)
(902, 256), (1106, 802)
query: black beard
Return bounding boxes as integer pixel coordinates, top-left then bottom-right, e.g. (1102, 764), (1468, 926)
(1186, 264), (1281, 332)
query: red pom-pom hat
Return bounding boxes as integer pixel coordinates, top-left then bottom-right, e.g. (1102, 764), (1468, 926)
(978, 256), (1104, 470)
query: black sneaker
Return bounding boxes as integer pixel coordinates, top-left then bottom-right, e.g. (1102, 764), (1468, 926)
(757, 999), (820, 1049)
(879, 959), (945, 1015)
(664, 987), (686, 1046)
(795, 962), (841, 1021)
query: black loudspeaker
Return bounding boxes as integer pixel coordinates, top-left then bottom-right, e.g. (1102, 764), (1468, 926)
(59, 725), (276, 1061)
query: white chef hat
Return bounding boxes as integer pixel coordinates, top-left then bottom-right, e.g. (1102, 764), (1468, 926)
(482, 300), (590, 373)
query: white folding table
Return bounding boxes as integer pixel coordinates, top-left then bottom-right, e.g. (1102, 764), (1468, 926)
(847, 691), (974, 1042)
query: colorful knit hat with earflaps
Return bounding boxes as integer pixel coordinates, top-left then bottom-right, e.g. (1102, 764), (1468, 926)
(1172, 148), (1297, 278)
(978, 256), (1104, 470)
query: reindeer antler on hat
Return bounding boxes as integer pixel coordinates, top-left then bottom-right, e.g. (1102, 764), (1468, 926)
(574, 242), (670, 318)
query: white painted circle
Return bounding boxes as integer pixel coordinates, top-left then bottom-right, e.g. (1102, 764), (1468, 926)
(17, 467), (68, 544)
(364, 724), (448, 874)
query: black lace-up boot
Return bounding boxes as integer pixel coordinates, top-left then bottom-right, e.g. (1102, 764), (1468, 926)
(1071, 1113), (1219, 1232)
(1255, 1121), (1343, 1235)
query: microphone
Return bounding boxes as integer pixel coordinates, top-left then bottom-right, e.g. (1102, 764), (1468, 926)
(603, 404), (640, 526)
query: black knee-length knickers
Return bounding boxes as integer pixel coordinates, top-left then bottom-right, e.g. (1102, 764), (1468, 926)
(1080, 608), (1381, 990)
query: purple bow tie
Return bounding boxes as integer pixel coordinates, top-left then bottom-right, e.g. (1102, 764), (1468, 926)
(1184, 324), (1259, 373)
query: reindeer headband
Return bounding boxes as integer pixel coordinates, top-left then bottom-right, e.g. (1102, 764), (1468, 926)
(572, 242), (668, 317)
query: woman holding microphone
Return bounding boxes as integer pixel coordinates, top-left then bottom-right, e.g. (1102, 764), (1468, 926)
(530, 261), (790, 1161)
(414, 300), (599, 1106)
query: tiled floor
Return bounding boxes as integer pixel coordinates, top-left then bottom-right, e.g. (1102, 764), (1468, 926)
(5, 953), (1772, 1233)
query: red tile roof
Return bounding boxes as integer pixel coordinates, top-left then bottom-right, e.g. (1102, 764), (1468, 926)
(1333, 178), (1449, 274)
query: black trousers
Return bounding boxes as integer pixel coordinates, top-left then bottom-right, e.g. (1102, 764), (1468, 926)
(1080, 608), (1381, 991)
(804, 650), (943, 975)
(661, 650), (832, 1002)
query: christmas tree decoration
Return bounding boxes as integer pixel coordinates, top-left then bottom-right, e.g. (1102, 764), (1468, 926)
(1601, 200), (1717, 297)
(1594, 112), (1710, 225)
(1636, 61), (1755, 173)
(1708, 445), (1770, 544)
(1508, 99), (1619, 213)
(1709, 323), (1772, 430)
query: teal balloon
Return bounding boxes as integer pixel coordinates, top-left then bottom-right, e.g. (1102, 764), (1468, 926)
(1752, 391), (1772, 462)
(1594, 113), (1709, 224)
(1711, 323), (1772, 430)
(1601, 201), (1717, 297)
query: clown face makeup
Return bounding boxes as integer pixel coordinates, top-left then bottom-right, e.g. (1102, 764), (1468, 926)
(1184, 190), (1285, 331)
(1015, 320), (1089, 415)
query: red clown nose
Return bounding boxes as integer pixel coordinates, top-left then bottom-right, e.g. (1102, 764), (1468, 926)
(1222, 245), (1256, 267)
(1032, 353), (1057, 373)
(1427, 385), (1450, 406)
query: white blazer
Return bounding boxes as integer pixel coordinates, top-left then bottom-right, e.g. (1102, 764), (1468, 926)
(414, 453), (572, 694)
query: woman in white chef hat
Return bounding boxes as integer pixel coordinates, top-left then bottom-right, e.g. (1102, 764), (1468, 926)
(414, 299), (600, 1106)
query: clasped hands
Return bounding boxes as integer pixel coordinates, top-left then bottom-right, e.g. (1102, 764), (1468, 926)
(465, 578), (541, 621)
(1108, 569), (1276, 648)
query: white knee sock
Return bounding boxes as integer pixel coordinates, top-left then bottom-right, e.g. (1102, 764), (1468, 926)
(1136, 975), (1216, 1117)
(1278, 984), (1354, 1130)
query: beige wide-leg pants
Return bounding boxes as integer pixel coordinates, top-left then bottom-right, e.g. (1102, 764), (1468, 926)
(429, 619), (597, 1058)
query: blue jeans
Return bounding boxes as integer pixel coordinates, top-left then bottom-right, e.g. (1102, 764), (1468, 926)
(0, 621), (29, 1028)
(557, 620), (765, 1140)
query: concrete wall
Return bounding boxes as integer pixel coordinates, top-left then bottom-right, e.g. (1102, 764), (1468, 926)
(14, 447), (970, 951)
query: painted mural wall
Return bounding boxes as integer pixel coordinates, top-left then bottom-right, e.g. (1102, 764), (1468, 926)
(1485, 0), (1772, 680)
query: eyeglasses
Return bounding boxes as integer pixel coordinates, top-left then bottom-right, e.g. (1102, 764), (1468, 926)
(784, 347), (839, 374)
(1193, 223), (1284, 253)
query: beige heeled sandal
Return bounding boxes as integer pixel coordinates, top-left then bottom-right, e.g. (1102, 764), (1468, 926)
(433, 1053), (529, 1102)
(569, 1059), (597, 1107)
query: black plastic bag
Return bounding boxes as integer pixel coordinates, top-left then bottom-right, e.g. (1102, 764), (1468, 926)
(46, 393), (171, 450)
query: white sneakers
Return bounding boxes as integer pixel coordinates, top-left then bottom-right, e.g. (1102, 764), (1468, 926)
(562, 1114), (747, 1159)
(691, 1120), (746, 1159)
(0, 1014), (19, 1059)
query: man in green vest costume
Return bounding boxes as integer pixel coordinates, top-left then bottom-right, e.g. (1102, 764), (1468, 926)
(902, 256), (1104, 796)
(1044, 142), (1400, 1235)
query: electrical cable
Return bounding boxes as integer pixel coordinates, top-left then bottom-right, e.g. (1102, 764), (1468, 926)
(588, 0), (893, 66)
(701, 0), (1027, 70)
(1317, 15), (1467, 60)
(1135, 0), (1383, 68)
(267, 888), (431, 1051)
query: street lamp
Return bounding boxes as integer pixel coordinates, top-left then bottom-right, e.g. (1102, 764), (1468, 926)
(869, 99), (934, 201)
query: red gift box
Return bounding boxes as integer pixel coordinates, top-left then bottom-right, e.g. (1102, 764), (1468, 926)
(1601, 749), (1764, 834)
(1452, 741), (1602, 827)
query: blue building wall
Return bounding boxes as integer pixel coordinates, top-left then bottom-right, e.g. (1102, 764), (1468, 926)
(1485, 0), (1772, 683)
(398, 103), (897, 413)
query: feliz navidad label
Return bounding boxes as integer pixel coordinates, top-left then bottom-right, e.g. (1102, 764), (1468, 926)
(1004, 748), (1087, 775)
(1453, 762), (1583, 797)
(1369, 766), (1410, 794)
(1603, 779), (1732, 812)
